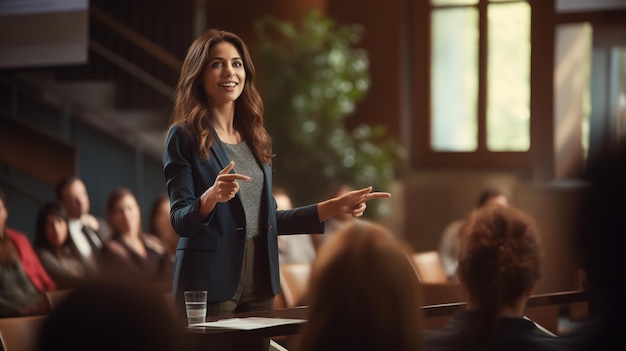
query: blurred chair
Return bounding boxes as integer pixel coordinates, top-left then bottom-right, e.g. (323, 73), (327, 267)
(44, 289), (73, 311)
(411, 251), (449, 284)
(279, 262), (312, 308)
(0, 315), (47, 351)
(412, 251), (464, 329)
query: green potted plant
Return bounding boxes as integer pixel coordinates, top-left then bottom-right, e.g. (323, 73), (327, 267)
(254, 10), (402, 217)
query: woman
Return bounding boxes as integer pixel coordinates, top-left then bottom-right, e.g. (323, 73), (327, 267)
(422, 205), (573, 351)
(162, 28), (390, 329)
(0, 189), (54, 317)
(292, 220), (422, 351)
(100, 188), (173, 292)
(34, 201), (96, 289)
(149, 193), (179, 257)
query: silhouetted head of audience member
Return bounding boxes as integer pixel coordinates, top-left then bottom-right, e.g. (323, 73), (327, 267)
(458, 205), (541, 339)
(294, 220), (422, 351)
(36, 276), (187, 351)
(475, 186), (510, 208)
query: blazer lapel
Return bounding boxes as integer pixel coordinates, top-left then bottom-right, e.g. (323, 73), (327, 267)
(208, 125), (231, 170)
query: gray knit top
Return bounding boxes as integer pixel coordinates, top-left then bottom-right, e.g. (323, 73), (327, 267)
(223, 141), (263, 238)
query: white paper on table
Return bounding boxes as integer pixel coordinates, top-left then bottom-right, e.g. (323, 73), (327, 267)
(191, 317), (306, 330)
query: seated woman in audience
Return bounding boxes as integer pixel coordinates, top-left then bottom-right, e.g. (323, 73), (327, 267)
(0, 188), (54, 317)
(99, 187), (173, 292)
(34, 201), (97, 289)
(292, 220), (422, 351)
(149, 193), (178, 257)
(422, 205), (577, 351)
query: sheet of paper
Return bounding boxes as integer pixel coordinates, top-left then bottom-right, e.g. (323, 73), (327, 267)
(191, 317), (306, 330)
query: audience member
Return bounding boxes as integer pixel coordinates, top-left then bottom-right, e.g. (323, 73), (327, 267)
(55, 176), (110, 264)
(0, 188), (55, 317)
(35, 275), (188, 351)
(422, 205), (576, 351)
(149, 193), (179, 256)
(293, 220), (422, 351)
(273, 187), (317, 264)
(34, 201), (97, 289)
(99, 187), (173, 292)
(438, 186), (510, 281)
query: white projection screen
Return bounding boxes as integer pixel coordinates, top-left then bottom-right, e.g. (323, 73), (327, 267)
(0, 0), (88, 69)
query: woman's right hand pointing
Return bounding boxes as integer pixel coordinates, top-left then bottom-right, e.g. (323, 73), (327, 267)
(199, 161), (250, 217)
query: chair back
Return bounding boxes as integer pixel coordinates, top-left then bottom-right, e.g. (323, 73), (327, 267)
(0, 315), (47, 351)
(411, 251), (448, 284)
(279, 262), (312, 308)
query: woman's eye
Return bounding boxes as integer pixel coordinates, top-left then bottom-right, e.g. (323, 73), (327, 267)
(211, 61), (223, 68)
(233, 61), (243, 68)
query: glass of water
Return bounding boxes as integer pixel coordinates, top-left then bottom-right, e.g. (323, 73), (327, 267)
(184, 290), (207, 326)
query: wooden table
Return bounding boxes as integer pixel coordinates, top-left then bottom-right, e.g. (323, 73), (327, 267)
(185, 306), (309, 350)
(184, 290), (589, 350)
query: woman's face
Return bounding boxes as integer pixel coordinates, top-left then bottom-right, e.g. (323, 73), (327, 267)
(45, 214), (68, 247)
(201, 41), (246, 106)
(110, 194), (141, 237)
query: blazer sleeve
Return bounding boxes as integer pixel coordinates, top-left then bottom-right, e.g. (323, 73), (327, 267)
(163, 125), (209, 237)
(276, 204), (324, 235)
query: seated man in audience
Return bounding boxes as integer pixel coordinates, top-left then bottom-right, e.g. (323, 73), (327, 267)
(292, 220), (422, 351)
(56, 176), (111, 264)
(0, 188), (55, 317)
(422, 205), (582, 351)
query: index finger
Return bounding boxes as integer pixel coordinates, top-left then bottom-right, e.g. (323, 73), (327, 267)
(220, 174), (251, 182)
(219, 161), (235, 175)
(363, 192), (392, 200)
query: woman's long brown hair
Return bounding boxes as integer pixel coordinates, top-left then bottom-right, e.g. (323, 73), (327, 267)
(169, 29), (272, 164)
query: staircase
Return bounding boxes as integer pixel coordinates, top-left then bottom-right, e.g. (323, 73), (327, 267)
(0, 2), (194, 237)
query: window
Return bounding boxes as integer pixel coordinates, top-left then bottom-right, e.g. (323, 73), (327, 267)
(430, 0), (530, 152)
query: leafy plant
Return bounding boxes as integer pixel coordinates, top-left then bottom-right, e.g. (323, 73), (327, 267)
(254, 10), (403, 217)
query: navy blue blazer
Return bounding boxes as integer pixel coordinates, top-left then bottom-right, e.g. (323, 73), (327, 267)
(163, 124), (324, 303)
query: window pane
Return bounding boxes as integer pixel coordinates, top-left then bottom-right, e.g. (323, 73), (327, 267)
(487, 2), (530, 151)
(431, 8), (479, 151)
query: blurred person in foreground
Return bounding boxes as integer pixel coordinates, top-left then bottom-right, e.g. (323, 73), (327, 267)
(292, 220), (422, 351)
(422, 205), (582, 351)
(36, 275), (187, 351)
